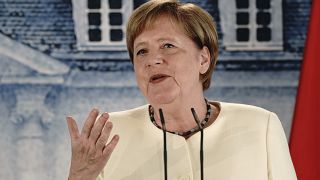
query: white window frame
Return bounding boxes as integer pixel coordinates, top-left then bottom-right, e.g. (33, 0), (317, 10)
(219, 0), (283, 51)
(72, 0), (133, 51)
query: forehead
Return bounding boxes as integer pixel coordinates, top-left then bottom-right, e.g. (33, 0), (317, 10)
(133, 15), (186, 44)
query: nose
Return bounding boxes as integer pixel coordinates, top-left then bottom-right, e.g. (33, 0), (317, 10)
(146, 51), (164, 67)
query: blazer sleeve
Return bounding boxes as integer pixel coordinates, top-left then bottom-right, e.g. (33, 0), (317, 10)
(266, 112), (297, 180)
(96, 172), (103, 180)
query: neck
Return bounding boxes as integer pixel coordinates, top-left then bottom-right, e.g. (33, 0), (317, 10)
(151, 95), (208, 133)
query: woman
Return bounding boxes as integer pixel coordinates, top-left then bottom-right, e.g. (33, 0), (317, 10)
(67, 0), (297, 179)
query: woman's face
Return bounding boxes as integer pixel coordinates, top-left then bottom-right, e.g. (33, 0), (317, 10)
(133, 15), (210, 106)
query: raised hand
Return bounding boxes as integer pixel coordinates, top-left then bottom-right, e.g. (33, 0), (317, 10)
(67, 109), (119, 180)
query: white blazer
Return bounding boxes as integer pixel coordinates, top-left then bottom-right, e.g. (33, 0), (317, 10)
(97, 102), (297, 180)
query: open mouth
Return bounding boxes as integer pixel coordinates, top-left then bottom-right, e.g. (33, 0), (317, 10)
(149, 74), (170, 83)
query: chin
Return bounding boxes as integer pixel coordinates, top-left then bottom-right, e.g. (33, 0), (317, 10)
(147, 92), (179, 106)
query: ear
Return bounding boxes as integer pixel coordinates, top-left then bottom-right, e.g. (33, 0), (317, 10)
(199, 46), (211, 74)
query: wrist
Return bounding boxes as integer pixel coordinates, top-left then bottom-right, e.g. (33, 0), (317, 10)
(68, 173), (95, 180)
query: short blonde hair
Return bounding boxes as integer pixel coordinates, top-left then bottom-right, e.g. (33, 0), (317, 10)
(126, 0), (219, 90)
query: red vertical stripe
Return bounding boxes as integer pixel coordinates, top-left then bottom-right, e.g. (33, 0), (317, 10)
(289, 0), (320, 179)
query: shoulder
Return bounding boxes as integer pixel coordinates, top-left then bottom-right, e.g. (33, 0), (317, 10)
(104, 105), (151, 136)
(108, 104), (149, 124)
(216, 101), (279, 128)
(219, 102), (271, 116)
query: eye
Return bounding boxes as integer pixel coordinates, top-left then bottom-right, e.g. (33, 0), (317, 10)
(163, 43), (175, 49)
(136, 49), (147, 56)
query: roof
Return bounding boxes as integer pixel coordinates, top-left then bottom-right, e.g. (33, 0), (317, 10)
(0, 33), (69, 84)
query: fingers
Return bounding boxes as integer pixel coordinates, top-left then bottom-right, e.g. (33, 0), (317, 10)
(66, 116), (80, 140)
(81, 108), (99, 138)
(68, 109), (117, 156)
(89, 112), (109, 145)
(103, 135), (119, 157)
(96, 121), (113, 150)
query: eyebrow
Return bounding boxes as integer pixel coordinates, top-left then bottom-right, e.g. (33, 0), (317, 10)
(134, 42), (147, 51)
(134, 37), (178, 50)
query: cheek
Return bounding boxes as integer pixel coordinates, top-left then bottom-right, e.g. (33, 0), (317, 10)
(176, 63), (200, 81)
(134, 67), (148, 91)
(134, 70), (143, 84)
(134, 63), (144, 78)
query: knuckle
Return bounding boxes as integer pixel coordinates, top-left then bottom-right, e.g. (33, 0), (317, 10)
(96, 141), (104, 149)
(88, 132), (96, 141)
(104, 146), (112, 155)
(84, 122), (91, 129)
(82, 127), (89, 135)
(96, 140), (106, 151)
(98, 135), (107, 144)
(92, 129), (100, 137)
(106, 122), (113, 129)
(104, 143), (115, 154)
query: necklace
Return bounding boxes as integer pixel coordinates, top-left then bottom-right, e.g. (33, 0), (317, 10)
(148, 99), (212, 137)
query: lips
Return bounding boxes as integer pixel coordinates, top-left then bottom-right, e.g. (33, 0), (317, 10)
(149, 74), (170, 83)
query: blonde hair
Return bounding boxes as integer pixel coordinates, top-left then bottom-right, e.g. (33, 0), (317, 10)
(126, 0), (219, 90)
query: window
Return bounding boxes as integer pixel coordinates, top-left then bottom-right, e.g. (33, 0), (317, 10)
(72, 0), (134, 51)
(219, 0), (283, 51)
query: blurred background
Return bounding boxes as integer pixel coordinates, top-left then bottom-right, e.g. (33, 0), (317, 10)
(0, 0), (310, 179)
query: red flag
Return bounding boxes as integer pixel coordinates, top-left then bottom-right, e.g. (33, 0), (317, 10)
(289, 0), (320, 179)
